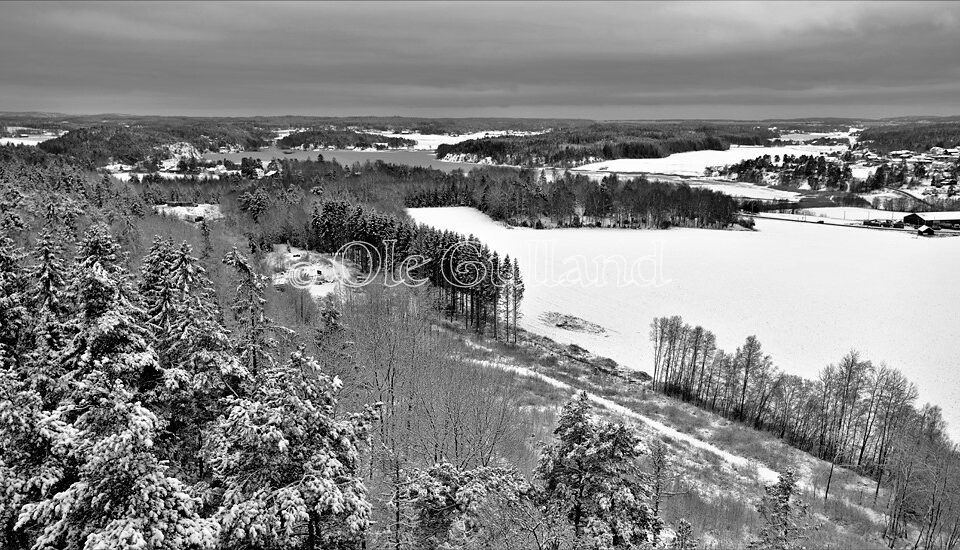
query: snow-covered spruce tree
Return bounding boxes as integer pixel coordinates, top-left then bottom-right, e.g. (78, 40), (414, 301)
(402, 462), (528, 549)
(1, 232), (68, 547)
(748, 470), (808, 550)
(143, 239), (242, 481)
(166, 241), (239, 383)
(15, 225), (218, 550)
(140, 236), (178, 353)
(0, 365), (50, 548)
(26, 231), (69, 348)
(0, 235), (26, 369)
(536, 392), (662, 549)
(203, 347), (373, 550)
(20, 230), (71, 403)
(222, 247), (279, 378)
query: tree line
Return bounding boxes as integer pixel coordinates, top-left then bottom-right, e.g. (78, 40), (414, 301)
(859, 122), (960, 154)
(717, 153), (854, 191)
(435, 122), (774, 168)
(649, 315), (960, 548)
(310, 198), (525, 342)
(279, 129), (416, 150)
(407, 169), (743, 229)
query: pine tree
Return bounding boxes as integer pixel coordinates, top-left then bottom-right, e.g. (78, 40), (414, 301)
(199, 218), (213, 259)
(204, 347), (372, 549)
(402, 462), (527, 549)
(22, 231), (70, 399)
(155, 241), (240, 481)
(498, 254), (512, 342)
(0, 236), (25, 369)
(537, 392), (661, 548)
(0, 366), (47, 548)
(17, 226), (218, 550)
(748, 470), (807, 550)
(671, 519), (697, 549)
(511, 258), (524, 344)
(140, 236), (177, 341)
(222, 247), (279, 377)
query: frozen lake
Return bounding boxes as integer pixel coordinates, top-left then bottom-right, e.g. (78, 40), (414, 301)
(408, 207), (960, 438)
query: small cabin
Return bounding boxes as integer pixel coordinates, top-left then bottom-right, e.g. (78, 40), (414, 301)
(918, 225), (935, 236)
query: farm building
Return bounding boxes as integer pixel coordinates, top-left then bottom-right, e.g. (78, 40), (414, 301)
(918, 225), (935, 236)
(903, 211), (960, 227)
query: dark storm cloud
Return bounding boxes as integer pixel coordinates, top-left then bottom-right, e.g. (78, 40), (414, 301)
(0, 1), (958, 118)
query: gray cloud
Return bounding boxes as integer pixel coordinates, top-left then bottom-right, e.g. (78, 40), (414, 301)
(0, 1), (958, 118)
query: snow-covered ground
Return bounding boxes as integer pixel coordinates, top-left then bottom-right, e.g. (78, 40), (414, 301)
(859, 189), (901, 203)
(744, 203), (951, 228)
(366, 129), (543, 151)
(755, 209), (910, 227)
(572, 144), (844, 178)
(801, 207), (909, 221)
(685, 179), (800, 200)
(408, 207), (960, 440)
(153, 203), (223, 221)
(470, 356), (778, 483)
(0, 135), (57, 146)
(850, 163), (879, 181)
(776, 127), (862, 146)
(264, 244), (351, 300)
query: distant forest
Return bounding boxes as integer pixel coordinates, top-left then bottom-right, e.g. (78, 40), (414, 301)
(859, 122), (960, 153)
(38, 123), (270, 167)
(406, 168), (743, 229)
(0, 113), (588, 136)
(279, 129), (415, 150)
(435, 123), (775, 168)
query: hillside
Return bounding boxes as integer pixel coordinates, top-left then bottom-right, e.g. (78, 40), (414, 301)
(859, 122), (960, 153)
(442, 326), (895, 549)
(278, 128), (415, 150)
(38, 123), (270, 167)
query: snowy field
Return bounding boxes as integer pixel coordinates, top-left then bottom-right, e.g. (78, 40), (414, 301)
(153, 203), (223, 221)
(265, 244), (350, 299)
(0, 135), (56, 146)
(776, 128), (861, 145)
(572, 144), (844, 178)
(408, 206), (960, 439)
(801, 207), (909, 221)
(754, 210), (910, 227)
(850, 163), (879, 181)
(684, 179), (800, 200)
(757, 207), (911, 225)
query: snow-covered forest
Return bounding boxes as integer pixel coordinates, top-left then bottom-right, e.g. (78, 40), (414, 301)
(0, 144), (708, 549)
(1, 138), (959, 550)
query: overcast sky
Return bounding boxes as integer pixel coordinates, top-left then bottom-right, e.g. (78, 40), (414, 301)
(1, 1), (958, 119)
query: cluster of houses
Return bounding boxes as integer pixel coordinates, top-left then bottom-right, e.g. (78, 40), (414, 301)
(851, 146), (960, 186)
